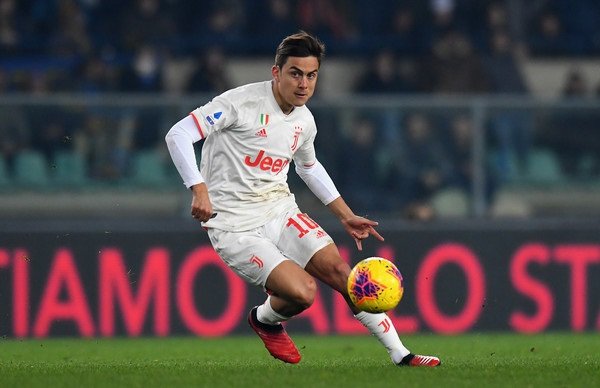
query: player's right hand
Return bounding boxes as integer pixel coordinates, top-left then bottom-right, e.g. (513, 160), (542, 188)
(190, 183), (214, 222)
(342, 215), (385, 251)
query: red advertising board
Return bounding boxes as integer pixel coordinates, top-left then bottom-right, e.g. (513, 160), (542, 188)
(1, 220), (599, 337)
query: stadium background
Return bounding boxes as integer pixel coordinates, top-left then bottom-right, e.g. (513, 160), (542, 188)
(0, 0), (599, 337)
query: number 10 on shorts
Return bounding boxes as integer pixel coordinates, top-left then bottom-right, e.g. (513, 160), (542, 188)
(286, 213), (320, 238)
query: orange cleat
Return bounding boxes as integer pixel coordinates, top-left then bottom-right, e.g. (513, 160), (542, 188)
(247, 307), (301, 364)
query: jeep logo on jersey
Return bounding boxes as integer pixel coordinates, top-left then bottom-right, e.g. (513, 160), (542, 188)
(205, 111), (223, 126)
(244, 149), (289, 173)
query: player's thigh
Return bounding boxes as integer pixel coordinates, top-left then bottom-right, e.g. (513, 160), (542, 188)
(275, 209), (334, 268)
(207, 228), (288, 287)
(274, 209), (345, 291)
(264, 259), (317, 307)
(304, 243), (352, 294)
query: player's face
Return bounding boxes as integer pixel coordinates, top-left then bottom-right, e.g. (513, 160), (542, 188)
(272, 56), (319, 113)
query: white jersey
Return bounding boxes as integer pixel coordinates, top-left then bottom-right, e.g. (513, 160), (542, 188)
(189, 81), (318, 231)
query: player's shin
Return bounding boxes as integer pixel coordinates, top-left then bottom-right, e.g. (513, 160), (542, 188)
(354, 311), (410, 364)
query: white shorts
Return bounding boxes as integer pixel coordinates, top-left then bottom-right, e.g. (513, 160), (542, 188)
(207, 207), (334, 287)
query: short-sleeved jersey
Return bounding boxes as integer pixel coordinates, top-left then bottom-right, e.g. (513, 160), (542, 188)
(189, 81), (318, 231)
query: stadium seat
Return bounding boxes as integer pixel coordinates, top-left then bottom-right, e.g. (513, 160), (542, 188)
(14, 150), (50, 188)
(524, 148), (564, 184)
(489, 148), (565, 186)
(130, 150), (170, 188)
(52, 150), (88, 188)
(430, 187), (470, 217)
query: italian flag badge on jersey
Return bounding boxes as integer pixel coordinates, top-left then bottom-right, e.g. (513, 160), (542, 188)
(260, 114), (269, 126)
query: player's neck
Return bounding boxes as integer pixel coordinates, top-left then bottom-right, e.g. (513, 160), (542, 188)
(271, 80), (294, 115)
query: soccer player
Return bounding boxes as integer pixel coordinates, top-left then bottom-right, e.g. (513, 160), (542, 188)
(165, 31), (440, 367)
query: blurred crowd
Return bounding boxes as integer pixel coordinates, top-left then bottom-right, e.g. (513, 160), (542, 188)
(1, 0), (600, 94)
(1, 0), (600, 218)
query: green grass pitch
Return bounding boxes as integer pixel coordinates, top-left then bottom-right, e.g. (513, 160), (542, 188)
(0, 333), (598, 387)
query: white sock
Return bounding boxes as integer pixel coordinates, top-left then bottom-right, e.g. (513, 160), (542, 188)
(256, 296), (290, 325)
(355, 311), (410, 364)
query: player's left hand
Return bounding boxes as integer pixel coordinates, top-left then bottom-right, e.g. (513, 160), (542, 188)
(342, 215), (385, 251)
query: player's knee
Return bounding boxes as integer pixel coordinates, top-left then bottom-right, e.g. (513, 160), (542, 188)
(292, 277), (317, 309)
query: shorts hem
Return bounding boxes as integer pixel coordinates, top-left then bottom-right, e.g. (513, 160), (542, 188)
(299, 238), (334, 268)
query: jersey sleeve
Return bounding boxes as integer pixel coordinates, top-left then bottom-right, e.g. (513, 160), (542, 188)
(165, 115), (205, 188)
(189, 95), (239, 139)
(295, 159), (340, 205)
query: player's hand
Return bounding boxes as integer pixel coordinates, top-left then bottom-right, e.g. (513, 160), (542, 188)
(341, 215), (385, 251)
(190, 183), (214, 222)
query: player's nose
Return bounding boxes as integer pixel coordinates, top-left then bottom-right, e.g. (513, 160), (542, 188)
(298, 76), (308, 88)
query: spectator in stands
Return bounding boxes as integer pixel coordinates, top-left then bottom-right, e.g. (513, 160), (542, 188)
(353, 49), (417, 162)
(74, 113), (122, 181)
(354, 50), (417, 94)
(263, 0), (298, 35)
(0, 0), (21, 56)
(119, 0), (176, 52)
(388, 4), (421, 52)
(403, 113), (451, 197)
(30, 107), (74, 163)
(0, 106), (30, 172)
(119, 44), (165, 92)
(392, 113), (451, 219)
(74, 52), (120, 93)
(545, 0), (600, 56)
(129, 108), (165, 152)
(386, 1), (434, 55)
(429, 0), (457, 37)
(419, 30), (489, 94)
(527, 7), (570, 56)
(186, 47), (232, 94)
(483, 28), (533, 181)
(475, 1), (525, 54)
(247, 0), (299, 52)
(544, 68), (600, 176)
(445, 114), (497, 205)
(370, 2), (427, 54)
(46, 0), (92, 58)
(28, 70), (71, 94)
(561, 68), (589, 97)
(193, 0), (246, 52)
(112, 110), (164, 177)
(0, 69), (7, 92)
(296, 0), (357, 43)
(5, 70), (33, 93)
(336, 115), (392, 213)
(485, 1), (510, 33)
(483, 30), (527, 94)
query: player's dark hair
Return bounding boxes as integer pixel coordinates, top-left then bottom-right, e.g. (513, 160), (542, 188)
(275, 31), (325, 68)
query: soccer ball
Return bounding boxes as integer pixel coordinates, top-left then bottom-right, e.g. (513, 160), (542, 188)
(347, 257), (404, 313)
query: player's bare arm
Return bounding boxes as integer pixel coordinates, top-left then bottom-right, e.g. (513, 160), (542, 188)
(326, 196), (385, 250)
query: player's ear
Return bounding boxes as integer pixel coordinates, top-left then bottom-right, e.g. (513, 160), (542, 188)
(271, 65), (280, 81)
